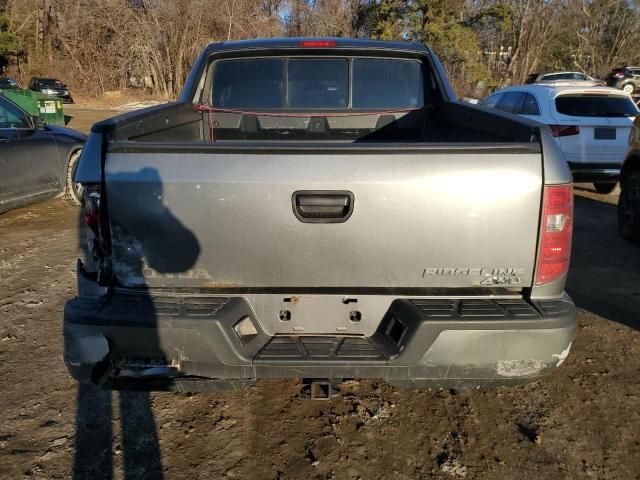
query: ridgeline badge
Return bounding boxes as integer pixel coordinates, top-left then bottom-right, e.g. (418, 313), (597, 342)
(422, 267), (525, 285)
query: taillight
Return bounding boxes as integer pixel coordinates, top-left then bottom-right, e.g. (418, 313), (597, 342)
(299, 40), (337, 48)
(83, 186), (102, 259)
(84, 187), (100, 234)
(85, 209), (99, 234)
(535, 184), (573, 285)
(549, 125), (580, 137)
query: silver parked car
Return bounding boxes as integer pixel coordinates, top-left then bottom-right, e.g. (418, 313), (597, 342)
(525, 71), (604, 87)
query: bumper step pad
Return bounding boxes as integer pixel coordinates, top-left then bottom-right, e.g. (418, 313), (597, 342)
(410, 298), (540, 320)
(255, 336), (386, 362)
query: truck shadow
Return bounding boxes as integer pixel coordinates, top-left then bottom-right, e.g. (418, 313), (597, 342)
(566, 194), (640, 330)
(71, 168), (200, 479)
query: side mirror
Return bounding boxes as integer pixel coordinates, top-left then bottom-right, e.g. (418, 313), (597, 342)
(31, 115), (45, 129)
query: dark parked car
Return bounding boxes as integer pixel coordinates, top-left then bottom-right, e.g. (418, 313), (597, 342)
(29, 77), (74, 103)
(606, 67), (640, 95)
(0, 94), (85, 214)
(619, 117), (640, 242)
(0, 77), (19, 89)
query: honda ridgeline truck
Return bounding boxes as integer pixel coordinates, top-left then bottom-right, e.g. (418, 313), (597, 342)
(65, 38), (576, 394)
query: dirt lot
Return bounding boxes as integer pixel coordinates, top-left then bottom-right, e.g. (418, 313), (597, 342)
(1, 106), (640, 480)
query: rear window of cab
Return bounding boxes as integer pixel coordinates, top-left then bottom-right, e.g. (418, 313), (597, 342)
(211, 57), (424, 110)
(555, 94), (639, 117)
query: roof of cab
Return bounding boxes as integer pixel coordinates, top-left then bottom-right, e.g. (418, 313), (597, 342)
(206, 37), (427, 53)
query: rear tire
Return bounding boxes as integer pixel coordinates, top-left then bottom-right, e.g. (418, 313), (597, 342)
(618, 171), (640, 242)
(622, 83), (635, 94)
(593, 182), (617, 194)
(63, 149), (83, 205)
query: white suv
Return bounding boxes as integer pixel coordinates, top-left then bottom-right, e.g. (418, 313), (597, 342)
(481, 85), (639, 193)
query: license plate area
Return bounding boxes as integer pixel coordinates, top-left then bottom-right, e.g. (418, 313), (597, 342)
(594, 127), (616, 140)
(247, 294), (397, 336)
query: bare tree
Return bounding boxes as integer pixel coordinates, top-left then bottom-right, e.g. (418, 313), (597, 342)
(498, 0), (562, 84)
(564, 0), (640, 76)
(1, 0), (638, 98)
(285, 0), (358, 37)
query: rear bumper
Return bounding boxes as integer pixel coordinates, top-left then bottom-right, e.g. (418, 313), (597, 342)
(64, 288), (576, 391)
(568, 162), (622, 182)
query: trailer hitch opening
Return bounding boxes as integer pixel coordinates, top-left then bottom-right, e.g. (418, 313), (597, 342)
(302, 379), (338, 400)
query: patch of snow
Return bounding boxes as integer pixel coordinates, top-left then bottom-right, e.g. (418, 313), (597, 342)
(553, 342), (572, 367)
(496, 359), (544, 377)
(116, 101), (164, 111)
(440, 458), (468, 477)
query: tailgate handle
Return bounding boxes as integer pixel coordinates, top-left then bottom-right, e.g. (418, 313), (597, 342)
(292, 191), (354, 223)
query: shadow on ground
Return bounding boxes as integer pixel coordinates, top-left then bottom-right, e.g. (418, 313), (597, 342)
(74, 387), (163, 480)
(566, 194), (640, 330)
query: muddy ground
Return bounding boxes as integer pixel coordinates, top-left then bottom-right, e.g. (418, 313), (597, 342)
(1, 106), (640, 480)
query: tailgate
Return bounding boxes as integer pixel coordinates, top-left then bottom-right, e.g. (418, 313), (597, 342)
(104, 146), (542, 290)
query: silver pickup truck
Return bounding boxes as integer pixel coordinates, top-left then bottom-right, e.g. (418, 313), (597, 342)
(65, 38), (576, 395)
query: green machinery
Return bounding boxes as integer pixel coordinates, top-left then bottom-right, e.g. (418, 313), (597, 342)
(0, 89), (65, 126)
